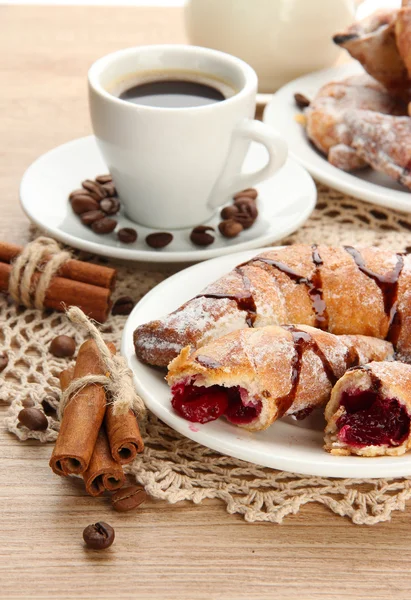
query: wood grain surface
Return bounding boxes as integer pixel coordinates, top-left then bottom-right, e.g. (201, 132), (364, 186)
(1, 6), (411, 600)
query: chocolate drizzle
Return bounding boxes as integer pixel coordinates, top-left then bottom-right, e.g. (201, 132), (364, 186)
(344, 246), (404, 344)
(197, 266), (257, 327)
(248, 246), (328, 329)
(276, 326), (339, 417)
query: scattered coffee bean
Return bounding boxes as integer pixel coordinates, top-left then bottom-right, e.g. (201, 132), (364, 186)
(218, 219), (244, 238)
(82, 179), (107, 200)
(0, 352), (8, 373)
(80, 210), (105, 226)
(234, 196), (257, 210)
(220, 205), (240, 220)
(22, 398), (35, 408)
(100, 197), (120, 215)
(101, 182), (117, 197)
(50, 335), (76, 358)
(71, 196), (99, 215)
(233, 201), (258, 229)
(294, 92), (310, 109)
(91, 217), (117, 234)
(83, 522), (115, 550)
(69, 189), (90, 201)
(112, 296), (134, 316)
(145, 232), (173, 249)
(111, 485), (147, 512)
(190, 225), (215, 246)
(117, 227), (137, 244)
(95, 174), (112, 184)
(233, 188), (258, 200)
(18, 408), (48, 431)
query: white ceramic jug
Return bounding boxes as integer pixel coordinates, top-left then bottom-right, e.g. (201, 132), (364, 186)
(185, 0), (358, 92)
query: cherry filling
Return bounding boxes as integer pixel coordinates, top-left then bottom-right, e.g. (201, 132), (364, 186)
(336, 389), (410, 448)
(171, 383), (262, 425)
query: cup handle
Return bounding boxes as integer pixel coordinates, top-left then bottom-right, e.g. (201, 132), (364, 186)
(208, 118), (288, 209)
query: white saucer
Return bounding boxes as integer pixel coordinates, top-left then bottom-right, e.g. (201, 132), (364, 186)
(20, 136), (316, 263)
(122, 247), (411, 478)
(264, 63), (411, 213)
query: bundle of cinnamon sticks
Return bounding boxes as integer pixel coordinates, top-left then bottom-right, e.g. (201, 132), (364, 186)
(0, 241), (116, 322)
(50, 339), (144, 496)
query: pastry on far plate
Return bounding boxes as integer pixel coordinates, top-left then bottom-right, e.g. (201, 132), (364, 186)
(344, 109), (411, 189)
(134, 245), (411, 367)
(304, 74), (406, 171)
(333, 9), (410, 96)
(166, 325), (394, 431)
(324, 361), (411, 456)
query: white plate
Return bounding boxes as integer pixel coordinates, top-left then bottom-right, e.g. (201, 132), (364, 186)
(264, 63), (411, 213)
(20, 136), (316, 263)
(122, 247), (411, 478)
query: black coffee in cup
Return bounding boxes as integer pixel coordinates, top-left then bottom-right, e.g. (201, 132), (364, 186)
(113, 70), (235, 108)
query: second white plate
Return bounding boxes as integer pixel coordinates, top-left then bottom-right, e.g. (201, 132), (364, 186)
(122, 247), (411, 478)
(264, 63), (411, 213)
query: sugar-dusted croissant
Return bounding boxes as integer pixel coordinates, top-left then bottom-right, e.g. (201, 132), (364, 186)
(166, 325), (394, 431)
(134, 245), (411, 367)
(324, 361), (411, 456)
(344, 109), (411, 189)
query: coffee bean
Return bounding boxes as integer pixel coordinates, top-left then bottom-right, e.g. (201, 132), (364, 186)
(82, 179), (107, 200)
(71, 196), (99, 215)
(0, 352), (8, 373)
(91, 217), (117, 234)
(49, 335), (76, 358)
(145, 232), (173, 249)
(112, 296), (134, 316)
(220, 205), (239, 220)
(80, 210), (105, 226)
(233, 188), (258, 200)
(95, 174), (112, 184)
(190, 225), (215, 246)
(22, 398), (35, 408)
(18, 408), (48, 431)
(69, 189), (90, 201)
(111, 485), (147, 512)
(294, 92), (310, 109)
(233, 201), (258, 229)
(117, 228), (137, 244)
(83, 522), (115, 550)
(101, 182), (117, 197)
(218, 219), (244, 238)
(100, 197), (120, 215)
(234, 196), (256, 209)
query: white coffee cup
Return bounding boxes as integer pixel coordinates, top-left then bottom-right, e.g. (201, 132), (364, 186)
(88, 45), (287, 229)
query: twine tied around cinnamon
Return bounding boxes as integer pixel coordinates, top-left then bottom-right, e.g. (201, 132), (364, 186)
(8, 236), (71, 309)
(58, 306), (146, 420)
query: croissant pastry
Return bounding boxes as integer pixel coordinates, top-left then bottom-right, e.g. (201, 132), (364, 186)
(324, 361), (411, 456)
(333, 9), (411, 96)
(134, 245), (411, 367)
(344, 109), (411, 189)
(304, 74), (405, 171)
(166, 325), (394, 431)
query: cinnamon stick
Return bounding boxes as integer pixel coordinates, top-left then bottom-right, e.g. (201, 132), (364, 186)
(83, 428), (125, 496)
(0, 241), (116, 289)
(105, 404), (144, 465)
(58, 368), (125, 496)
(0, 262), (112, 323)
(49, 340), (116, 476)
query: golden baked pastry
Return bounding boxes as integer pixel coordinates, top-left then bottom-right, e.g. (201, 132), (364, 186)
(333, 9), (410, 96)
(134, 245), (411, 367)
(304, 74), (405, 171)
(344, 109), (411, 189)
(325, 361), (411, 456)
(167, 325), (394, 431)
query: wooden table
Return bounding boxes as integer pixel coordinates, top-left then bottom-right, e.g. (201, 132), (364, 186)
(1, 6), (411, 600)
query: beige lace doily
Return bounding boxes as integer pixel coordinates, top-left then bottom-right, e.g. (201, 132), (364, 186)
(2, 183), (411, 525)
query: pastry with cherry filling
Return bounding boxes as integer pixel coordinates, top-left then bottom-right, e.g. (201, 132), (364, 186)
(325, 361), (411, 456)
(167, 325), (394, 431)
(134, 245), (411, 367)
